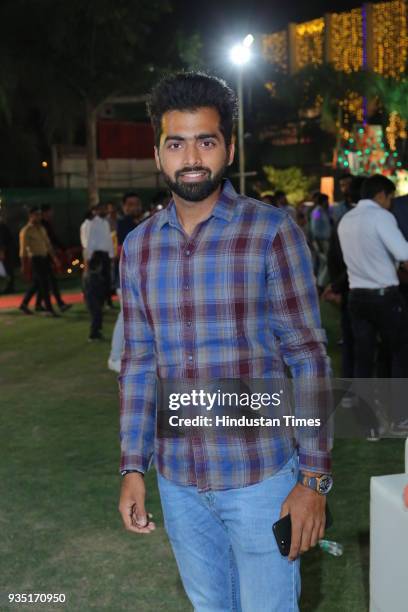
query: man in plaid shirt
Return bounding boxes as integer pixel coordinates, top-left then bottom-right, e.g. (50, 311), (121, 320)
(118, 72), (332, 612)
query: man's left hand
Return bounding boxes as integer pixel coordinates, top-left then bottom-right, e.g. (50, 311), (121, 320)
(280, 483), (326, 560)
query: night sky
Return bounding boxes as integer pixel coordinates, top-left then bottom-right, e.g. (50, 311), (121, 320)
(174, 0), (367, 39)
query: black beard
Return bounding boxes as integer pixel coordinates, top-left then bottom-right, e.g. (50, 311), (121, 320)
(161, 164), (227, 202)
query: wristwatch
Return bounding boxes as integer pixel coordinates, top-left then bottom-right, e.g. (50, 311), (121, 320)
(297, 471), (333, 495)
(120, 469), (144, 477)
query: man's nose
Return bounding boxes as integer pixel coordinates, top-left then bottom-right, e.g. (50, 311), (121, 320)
(183, 142), (202, 167)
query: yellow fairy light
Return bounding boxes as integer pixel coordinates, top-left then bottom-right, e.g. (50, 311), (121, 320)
(295, 18), (324, 69)
(372, 1), (407, 78)
(386, 111), (407, 150)
(329, 9), (363, 73)
(262, 31), (288, 72)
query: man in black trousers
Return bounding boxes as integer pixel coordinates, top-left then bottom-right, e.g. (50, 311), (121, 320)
(35, 204), (71, 312)
(19, 207), (59, 317)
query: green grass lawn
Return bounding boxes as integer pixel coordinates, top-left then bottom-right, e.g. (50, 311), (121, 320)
(0, 301), (405, 611)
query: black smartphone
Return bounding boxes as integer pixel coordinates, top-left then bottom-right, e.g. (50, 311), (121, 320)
(272, 504), (333, 556)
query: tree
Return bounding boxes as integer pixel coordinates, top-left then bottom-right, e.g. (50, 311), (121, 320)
(0, 0), (170, 203)
(262, 166), (315, 205)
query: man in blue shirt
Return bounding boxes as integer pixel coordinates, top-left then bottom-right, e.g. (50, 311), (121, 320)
(118, 72), (332, 612)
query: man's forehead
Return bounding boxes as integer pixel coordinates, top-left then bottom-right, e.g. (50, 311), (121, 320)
(160, 107), (222, 135)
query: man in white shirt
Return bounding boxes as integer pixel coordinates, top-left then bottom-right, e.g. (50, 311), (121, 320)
(84, 203), (114, 340)
(338, 174), (408, 379)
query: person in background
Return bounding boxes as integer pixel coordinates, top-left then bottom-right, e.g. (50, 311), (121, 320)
(36, 204), (71, 313)
(274, 190), (297, 220)
(85, 203), (115, 316)
(0, 210), (16, 294)
(108, 193), (144, 372)
(107, 201), (119, 233)
(310, 193), (332, 292)
(338, 174), (408, 378)
(106, 202), (119, 306)
(391, 193), (408, 306)
(83, 251), (109, 341)
(80, 206), (97, 258)
(260, 193), (278, 207)
(116, 193), (143, 246)
(332, 173), (354, 224)
(84, 202), (114, 340)
(323, 176), (365, 378)
(338, 175), (408, 438)
(19, 206), (59, 316)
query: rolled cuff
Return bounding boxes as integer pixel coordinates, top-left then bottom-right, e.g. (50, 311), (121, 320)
(298, 448), (332, 474)
(119, 451), (153, 475)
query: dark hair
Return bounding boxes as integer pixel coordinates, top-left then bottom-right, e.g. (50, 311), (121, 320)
(361, 174), (396, 199)
(122, 191), (140, 203)
(40, 204), (51, 212)
(147, 71), (238, 148)
(349, 176), (365, 204)
(274, 190), (286, 199)
(29, 205), (40, 214)
(316, 192), (329, 206)
(338, 173), (353, 181)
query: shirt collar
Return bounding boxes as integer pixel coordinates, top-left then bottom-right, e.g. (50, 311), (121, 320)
(357, 198), (382, 209)
(156, 179), (238, 230)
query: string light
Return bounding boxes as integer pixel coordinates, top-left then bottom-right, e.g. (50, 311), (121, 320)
(372, 1), (407, 78)
(330, 9), (363, 73)
(386, 111), (407, 150)
(262, 31), (288, 72)
(295, 18), (324, 69)
(262, 2), (407, 78)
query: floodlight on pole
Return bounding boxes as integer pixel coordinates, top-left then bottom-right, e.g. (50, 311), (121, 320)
(229, 34), (254, 195)
(230, 44), (251, 66)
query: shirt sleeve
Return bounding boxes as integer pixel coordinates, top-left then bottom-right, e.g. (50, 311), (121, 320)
(105, 220), (114, 258)
(19, 227), (27, 258)
(266, 215), (333, 474)
(118, 237), (157, 473)
(376, 210), (408, 262)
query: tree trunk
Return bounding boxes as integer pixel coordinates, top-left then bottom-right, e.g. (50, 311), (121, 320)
(85, 99), (99, 207)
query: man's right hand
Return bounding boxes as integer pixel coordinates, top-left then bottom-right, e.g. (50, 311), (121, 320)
(118, 472), (156, 534)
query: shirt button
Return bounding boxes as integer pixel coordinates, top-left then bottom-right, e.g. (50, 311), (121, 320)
(184, 284), (190, 290)
(187, 355), (193, 361)
(186, 321), (192, 327)
(185, 250), (191, 256)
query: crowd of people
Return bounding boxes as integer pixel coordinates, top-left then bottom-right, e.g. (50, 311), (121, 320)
(261, 172), (408, 437)
(2, 190), (170, 359)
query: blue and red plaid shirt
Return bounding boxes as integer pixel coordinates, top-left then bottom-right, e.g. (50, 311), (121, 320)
(119, 180), (332, 491)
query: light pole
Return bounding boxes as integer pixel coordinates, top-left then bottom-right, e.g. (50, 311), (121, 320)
(229, 34), (254, 196)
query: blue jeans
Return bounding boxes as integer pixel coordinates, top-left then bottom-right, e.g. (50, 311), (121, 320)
(157, 454), (300, 612)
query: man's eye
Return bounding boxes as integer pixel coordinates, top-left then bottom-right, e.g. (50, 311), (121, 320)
(201, 140), (215, 148)
(168, 142), (182, 150)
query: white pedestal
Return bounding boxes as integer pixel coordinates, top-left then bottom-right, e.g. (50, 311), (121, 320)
(370, 472), (408, 612)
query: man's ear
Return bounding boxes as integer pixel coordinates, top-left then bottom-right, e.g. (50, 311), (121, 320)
(227, 141), (235, 166)
(154, 146), (161, 172)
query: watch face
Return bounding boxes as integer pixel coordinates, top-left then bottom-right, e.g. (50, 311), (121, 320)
(318, 475), (333, 495)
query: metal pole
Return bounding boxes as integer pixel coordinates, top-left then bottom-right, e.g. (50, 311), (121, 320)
(237, 68), (245, 195)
